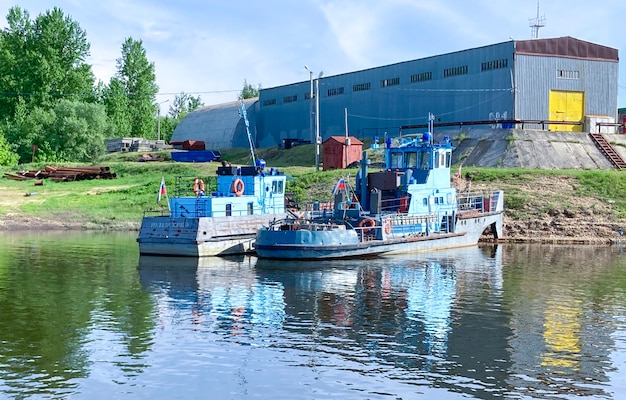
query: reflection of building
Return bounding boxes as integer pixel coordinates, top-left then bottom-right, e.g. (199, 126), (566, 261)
(541, 298), (582, 370)
(503, 244), (615, 398)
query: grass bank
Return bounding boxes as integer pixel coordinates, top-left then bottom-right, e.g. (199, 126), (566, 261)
(1, 144), (626, 232)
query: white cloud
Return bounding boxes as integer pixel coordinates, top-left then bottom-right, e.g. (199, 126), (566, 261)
(1, 0), (625, 107)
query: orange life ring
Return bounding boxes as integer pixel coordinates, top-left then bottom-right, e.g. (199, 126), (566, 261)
(192, 178), (205, 196)
(232, 178), (244, 196)
(384, 218), (392, 234)
(358, 218), (376, 233)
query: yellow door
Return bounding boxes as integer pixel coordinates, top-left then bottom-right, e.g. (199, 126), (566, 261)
(549, 90), (584, 132)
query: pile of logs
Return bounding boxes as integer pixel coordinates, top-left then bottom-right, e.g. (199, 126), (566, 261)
(3, 166), (116, 182)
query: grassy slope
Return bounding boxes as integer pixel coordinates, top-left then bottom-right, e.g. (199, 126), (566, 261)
(1, 144), (626, 230)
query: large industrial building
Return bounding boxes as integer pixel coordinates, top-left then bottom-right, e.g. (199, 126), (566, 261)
(171, 36), (619, 150)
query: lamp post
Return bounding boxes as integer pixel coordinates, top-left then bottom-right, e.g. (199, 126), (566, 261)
(315, 72), (323, 171)
(157, 99), (169, 141)
(305, 66), (323, 171)
(304, 65), (314, 149)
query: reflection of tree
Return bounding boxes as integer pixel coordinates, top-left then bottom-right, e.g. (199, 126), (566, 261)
(0, 234), (155, 394)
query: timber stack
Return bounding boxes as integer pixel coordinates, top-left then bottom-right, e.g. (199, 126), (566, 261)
(3, 166), (116, 182)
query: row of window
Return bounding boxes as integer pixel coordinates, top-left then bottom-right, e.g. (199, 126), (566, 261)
(328, 87), (344, 96)
(557, 69), (580, 79)
(443, 65), (469, 78)
(283, 95), (297, 103)
(410, 71), (432, 83)
(263, 57), (512, 106)
(481, 58), (508, 71)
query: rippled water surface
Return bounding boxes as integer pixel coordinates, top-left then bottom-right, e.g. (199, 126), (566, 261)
(1, 232), (626, 399)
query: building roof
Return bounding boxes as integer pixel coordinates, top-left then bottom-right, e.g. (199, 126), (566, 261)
(324, 136), (364, 145)
(515, 36), (618, 62)
(170, 98), (258, 149)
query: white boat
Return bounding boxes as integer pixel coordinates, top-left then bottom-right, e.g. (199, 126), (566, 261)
(254, 129), (504, 260)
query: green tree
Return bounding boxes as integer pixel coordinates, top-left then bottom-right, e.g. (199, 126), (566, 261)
(168, 92), (204, 119)
(114, 38), (158, 138)
(157, 116), (177, 143)
(240, 79), (261, 99)
(157, 93), (204, 142)
(0, 6), (94, 117)
(4, 100), (110, 163)
(2, 100), (53, 163)
(103, 78), (132, 138)
(0, 131), (19, 166)
(47, 100), (109, 162)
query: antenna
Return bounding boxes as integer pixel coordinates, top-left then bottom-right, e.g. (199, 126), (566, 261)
(528, 0), (546, 39)
(239, 98), (256, 166)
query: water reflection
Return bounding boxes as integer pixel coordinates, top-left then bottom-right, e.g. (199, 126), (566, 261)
(504, 244), (626, 398)
(137, 247), (509, 398)
(137, 245), (626, 399)
(0, 231), (148, 398)
(1, 232), (626, 399)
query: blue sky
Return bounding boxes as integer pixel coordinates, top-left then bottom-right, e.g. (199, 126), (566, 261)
(2, 0), (625, 111)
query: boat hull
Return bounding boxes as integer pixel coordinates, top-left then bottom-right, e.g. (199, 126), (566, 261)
(138, 214), (287, 257)
(254, 212), (503, 260)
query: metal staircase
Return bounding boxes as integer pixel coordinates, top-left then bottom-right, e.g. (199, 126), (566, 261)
(589, 133), (626, 169)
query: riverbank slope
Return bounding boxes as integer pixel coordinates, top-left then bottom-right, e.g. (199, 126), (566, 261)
(1, 172), (624, 245)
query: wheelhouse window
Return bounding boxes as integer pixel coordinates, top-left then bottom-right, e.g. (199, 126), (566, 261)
(404, 152), (417, 168)
(390, 152), (403, 169)
(418, 152), (430, 169)
(271, 180), (284, 194)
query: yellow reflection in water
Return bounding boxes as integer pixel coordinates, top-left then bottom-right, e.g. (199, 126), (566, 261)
(541, 298), (582, 370)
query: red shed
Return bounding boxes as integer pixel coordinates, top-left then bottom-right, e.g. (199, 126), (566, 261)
(322, 136), (363, 170)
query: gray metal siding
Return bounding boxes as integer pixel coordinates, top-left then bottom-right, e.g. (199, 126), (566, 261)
(175, 37), (618, 150)
(259, 41), (517, 142)
(515, 54), (618, 122)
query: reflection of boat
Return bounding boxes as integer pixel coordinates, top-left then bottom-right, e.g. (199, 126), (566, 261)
(137, 103), (289, 257)
(138, 255), (255, 292)
(255, 126), (504, 260)
(139, 246), (507, 394)
(138, 255), (285, 328)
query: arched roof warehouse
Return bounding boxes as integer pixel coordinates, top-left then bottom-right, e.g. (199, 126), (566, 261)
(170, 98), (258, 150)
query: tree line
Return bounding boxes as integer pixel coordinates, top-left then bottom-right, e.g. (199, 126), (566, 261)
(0, 6), (260, 166)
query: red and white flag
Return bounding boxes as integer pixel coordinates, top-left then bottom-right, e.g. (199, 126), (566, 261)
(331, 178), (346, 195)
(157, 177), (167, 203)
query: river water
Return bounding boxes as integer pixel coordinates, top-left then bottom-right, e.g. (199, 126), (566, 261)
(0, 232), (625, 399)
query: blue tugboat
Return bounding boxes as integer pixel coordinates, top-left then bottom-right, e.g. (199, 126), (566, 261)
(254, 128), (504, 260)
(137, 161), (289, 257)
(138, 100), (289, 257)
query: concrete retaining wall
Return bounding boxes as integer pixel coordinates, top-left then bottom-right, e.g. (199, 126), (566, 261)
(436, 128), (626, 169)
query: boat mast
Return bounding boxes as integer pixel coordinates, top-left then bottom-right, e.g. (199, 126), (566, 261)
(239, 98), (257, 166)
